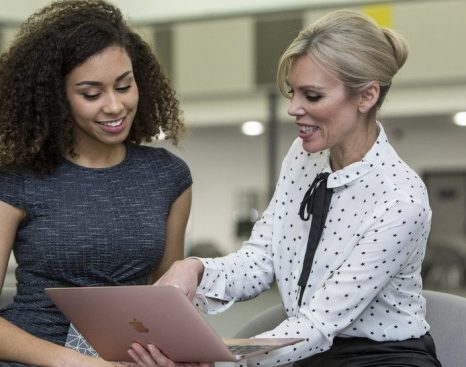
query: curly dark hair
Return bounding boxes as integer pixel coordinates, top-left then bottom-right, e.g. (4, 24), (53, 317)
(0, 0), (184, 174)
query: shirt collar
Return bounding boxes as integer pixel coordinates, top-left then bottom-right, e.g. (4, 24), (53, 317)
(326, 122), (390, 188)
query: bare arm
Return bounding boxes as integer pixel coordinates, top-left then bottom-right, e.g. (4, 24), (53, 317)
(0, 200), (21, 291)
(150, 187), (192, 283)
(0, 201), (119, 367)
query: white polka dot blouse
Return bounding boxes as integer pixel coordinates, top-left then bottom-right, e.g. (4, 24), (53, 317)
(193, 123), (432, 366)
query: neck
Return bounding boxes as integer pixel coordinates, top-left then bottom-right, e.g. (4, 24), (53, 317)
(65, 143), (127, 169)
(330, 121), (378, 171)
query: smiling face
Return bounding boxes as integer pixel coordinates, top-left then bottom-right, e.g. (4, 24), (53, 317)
(65, 46), (139, 155)
(286, 55), (377, 168)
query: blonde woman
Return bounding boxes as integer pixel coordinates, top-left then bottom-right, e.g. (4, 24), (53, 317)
(130, 9), (441, 367)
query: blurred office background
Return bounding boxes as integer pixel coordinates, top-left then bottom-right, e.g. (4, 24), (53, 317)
(1, 0), (466, 336)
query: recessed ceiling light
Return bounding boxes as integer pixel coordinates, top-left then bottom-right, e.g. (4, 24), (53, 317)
(241, 121), (264, 136)
(453, 112), (466, 126)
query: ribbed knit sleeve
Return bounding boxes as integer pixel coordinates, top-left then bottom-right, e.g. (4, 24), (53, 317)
(0, 170), (25, 209)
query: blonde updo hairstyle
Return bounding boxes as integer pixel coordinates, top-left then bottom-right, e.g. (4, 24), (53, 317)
(277, 9), (408, 112)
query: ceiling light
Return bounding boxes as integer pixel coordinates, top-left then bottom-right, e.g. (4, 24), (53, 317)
(453, 112), (466, 126)
(241, 121), (264, 136)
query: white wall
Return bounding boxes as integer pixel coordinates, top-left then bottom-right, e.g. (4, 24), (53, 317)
(387, 120), (466, 173)
(173, 17), (255, 95)
(160, 125), (287, 254)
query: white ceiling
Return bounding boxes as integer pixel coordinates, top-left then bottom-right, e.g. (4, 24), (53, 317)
(0, 0), (401, 23)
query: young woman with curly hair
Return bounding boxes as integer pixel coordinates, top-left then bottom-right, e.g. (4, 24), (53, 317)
(0, 1), (192, 366)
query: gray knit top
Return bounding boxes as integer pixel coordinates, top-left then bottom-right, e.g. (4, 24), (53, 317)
(0, 144), (192, 356)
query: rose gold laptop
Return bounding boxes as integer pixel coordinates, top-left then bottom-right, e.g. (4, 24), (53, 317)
(45, 285), (303, 363)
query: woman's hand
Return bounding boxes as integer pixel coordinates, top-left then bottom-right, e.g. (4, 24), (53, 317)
(128, 343), (212, 367)
(153, 258), (204, 301)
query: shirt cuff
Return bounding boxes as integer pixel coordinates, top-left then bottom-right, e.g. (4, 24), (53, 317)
(191, 257), (235, 314)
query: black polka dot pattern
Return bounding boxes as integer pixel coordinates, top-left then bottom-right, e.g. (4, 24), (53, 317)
(193, 124), (431, 366)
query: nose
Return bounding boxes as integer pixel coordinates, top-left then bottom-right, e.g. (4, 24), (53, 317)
(287, 95), (305, 117)
(102, 92), (124, 115)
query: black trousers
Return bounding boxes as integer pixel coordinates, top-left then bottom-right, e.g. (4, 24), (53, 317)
(294, 333), (442, 367)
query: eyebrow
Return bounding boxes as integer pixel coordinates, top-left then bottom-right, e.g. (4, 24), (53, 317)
(75, 70), (133, 86)
(286, 81), (325, 92)
(285, 80), (325, 90)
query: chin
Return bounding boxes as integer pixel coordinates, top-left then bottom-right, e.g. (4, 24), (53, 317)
(302, 141), (325, 154)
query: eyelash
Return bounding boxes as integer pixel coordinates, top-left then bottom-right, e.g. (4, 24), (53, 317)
(287, 88), (323, 103)
(82, 94), (100, 101)
(116, 85), (131, 92)
(82, 84), (132, 101)
(305, 94), (322, 102)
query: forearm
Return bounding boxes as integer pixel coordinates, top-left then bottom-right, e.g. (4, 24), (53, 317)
(196, 198), (276, 302)
(0, 317), (101, 367)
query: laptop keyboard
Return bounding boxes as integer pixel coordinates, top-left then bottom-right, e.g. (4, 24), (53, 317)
(228, 345), (270, 355)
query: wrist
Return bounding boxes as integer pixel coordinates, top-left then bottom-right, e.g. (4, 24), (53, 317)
(50, 346), (74, 367)
(53, 347), (110, 367)
(185, 257), (205, 284)
(20, 342), (73, 367)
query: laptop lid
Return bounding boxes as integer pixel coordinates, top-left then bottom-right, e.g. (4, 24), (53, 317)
(45, 285), (303, 363)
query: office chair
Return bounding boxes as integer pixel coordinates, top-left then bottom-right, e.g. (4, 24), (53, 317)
(234, 303), (286, 338)
(235, 290), (466, 367)
(423, 289), (466, 367)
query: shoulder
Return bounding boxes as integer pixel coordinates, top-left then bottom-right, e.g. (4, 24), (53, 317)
(0, 168), (29, 188)
(128, 143), (170, 159)
(0, 168), (23, 180)
(0, 169), (27, 208)
(127, 144), (192, 194)
(379, 146), (429, 207)
(128, 144), (189, 169)
(284, 138), (305, 160)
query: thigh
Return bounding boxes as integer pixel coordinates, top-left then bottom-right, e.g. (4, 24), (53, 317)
(293, 334), (442, 367)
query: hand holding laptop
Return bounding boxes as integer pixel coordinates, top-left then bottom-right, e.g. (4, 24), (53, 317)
(129, 343), (212, 367)
(46, 284), (303, 364)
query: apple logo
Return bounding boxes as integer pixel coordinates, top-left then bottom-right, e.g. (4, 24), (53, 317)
(129, 318), (149, 333)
